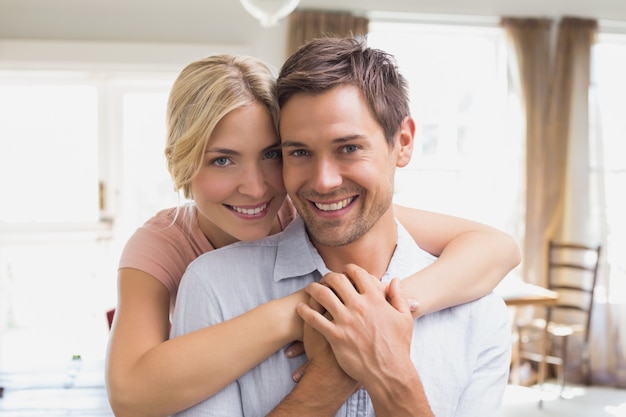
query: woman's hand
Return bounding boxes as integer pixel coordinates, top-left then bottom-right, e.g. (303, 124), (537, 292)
(284, 341), (308, 382)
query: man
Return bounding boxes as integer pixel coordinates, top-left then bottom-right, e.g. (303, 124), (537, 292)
(170, 37), (511, 416)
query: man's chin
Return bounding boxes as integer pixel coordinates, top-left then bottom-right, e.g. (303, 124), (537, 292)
(307, 225), (362, 248)
(310, 236), (347, 248)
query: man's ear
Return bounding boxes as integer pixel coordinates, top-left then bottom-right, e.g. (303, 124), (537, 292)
(396, 116), (415, 168)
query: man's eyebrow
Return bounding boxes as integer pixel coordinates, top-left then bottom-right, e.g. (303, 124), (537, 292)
(333, 135), (365, 143)
(280, 141), (307, 148)
(281, 135), (365, 148)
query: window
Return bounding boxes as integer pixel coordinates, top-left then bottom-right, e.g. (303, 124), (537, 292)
(367, 20), (625, 306)
(367, 20), (524, 237)
(0, 69), (179, 370)
(0, 76), (100, 224)
(0, 40), (244, 373)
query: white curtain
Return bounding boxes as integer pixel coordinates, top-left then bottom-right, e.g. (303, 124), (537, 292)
(502, 17), (626, 386)
(588, 39), (626, 386)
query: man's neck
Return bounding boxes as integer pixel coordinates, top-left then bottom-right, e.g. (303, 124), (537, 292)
(312, 213), (398, 279)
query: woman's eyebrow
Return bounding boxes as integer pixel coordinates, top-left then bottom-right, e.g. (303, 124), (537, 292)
(204, 147), (239, 155)
(263, 142), (282, 151)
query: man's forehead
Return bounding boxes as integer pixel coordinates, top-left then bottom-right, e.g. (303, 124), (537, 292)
(279, 87), (375, 142)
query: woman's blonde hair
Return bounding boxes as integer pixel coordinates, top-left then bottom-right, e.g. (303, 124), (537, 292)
(165, 55), (280, 199)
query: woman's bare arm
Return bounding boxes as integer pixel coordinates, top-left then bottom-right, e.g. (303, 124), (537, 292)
(394, 205), (521, 317)
(107, 207), (519, 417)
(106, 268), (307, 417)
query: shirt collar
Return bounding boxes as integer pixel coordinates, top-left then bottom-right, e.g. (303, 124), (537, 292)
(274, 216), (329, 282)
(273, 216), (431, 284)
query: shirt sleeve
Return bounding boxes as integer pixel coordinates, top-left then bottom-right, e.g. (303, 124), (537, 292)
(453, 294), (512, 417)
(169, 261), (246, 417)
(170, 265), (219, 338)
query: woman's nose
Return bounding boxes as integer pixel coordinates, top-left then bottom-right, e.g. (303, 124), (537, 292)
(238, 164), (267, 198)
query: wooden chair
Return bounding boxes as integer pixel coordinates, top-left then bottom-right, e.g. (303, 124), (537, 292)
(516, 241), (601, 400)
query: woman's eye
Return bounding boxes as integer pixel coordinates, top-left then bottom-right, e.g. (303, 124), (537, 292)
(263, 149), (282, 160)
(211, 157), (232, 167)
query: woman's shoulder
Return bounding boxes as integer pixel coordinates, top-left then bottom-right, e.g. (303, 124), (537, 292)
(124, 205), (213, 257)
(119, 204), (213, 297)
(144, 206), (191, 228)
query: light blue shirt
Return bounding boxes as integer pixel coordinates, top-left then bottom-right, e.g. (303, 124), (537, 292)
(170, 216), (511, 417)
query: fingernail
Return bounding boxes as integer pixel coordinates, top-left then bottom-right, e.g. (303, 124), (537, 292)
(409, 300), (420, 311)
(285, 347), (296, 358)
(292, 370), (303, 382)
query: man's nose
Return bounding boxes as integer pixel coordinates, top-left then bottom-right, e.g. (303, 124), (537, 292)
(309, 157), (342, 193)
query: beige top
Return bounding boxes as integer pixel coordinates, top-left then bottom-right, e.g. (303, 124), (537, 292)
(118, 199), (297, 307)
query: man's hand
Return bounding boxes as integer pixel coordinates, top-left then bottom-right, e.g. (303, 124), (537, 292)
(302, 296), (359, 393)
(268, 295), (358, 417)
(297, 264), (414, 385)
(296, 264), (434, 417)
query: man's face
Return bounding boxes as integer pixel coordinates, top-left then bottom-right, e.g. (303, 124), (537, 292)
(280, 85), (413, 247)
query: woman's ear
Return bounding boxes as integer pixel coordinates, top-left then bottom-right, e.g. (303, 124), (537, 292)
(396, 116), (415, 168)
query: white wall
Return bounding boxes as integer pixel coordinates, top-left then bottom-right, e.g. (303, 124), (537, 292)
(1, 0), (625, 69)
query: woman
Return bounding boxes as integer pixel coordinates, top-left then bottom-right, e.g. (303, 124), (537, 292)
(106, 54), (520, 417)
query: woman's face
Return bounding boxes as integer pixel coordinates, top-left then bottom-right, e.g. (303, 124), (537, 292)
(191, 102), (287, 248)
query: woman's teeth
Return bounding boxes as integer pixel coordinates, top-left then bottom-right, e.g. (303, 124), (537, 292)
(232, 204), (267, 215)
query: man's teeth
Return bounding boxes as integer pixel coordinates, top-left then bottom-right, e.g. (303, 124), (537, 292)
(233, 204), (267, 215)
(314, 197), (353, 211)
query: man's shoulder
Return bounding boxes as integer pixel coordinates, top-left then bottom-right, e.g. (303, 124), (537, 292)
(422, 292), (509, 330)
(185, 217), (308, 273)
(389, 220), (439, 277)
(417, 292), (510, 356)
(450, 292), (510, 343)
(456, 291), (508, 316)
(187, 233), (280, 269)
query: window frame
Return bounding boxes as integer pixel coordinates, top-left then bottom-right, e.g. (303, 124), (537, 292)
(0, 40), (246, 238)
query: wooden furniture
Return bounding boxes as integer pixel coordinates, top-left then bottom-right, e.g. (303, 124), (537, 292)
(496, 281), (559, 307)
(515, 241), (601, 403)
(495, 278), (559, 387)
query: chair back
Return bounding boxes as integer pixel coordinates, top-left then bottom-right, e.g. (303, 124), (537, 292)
(546, 241), (601, 343)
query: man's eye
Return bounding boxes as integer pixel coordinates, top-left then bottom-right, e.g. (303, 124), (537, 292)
(211, 157), (231, 167)
(342, 144), (359, 153)
(290, 150), (309, 157)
